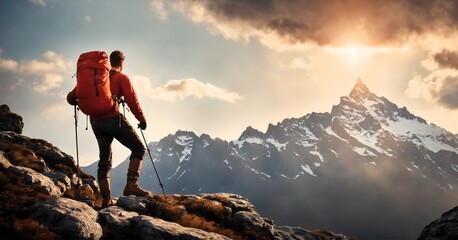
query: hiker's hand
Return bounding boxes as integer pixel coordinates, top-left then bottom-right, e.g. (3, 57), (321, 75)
(68, 98), (78, 106)
(138, 122), (147, 130)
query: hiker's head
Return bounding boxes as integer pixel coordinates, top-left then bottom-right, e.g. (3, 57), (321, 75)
(110, 50), (125, 69)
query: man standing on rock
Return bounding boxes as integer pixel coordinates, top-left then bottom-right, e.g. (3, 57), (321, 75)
(67, 50), (152, 208)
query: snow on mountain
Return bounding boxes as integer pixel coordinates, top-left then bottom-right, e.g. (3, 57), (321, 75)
(334, 78), (458, 156)
(109, 79), (458, 239)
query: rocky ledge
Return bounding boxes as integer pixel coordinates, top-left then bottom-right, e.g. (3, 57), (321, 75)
(419, 206), (458, 240)
(0, 104), (353, 239)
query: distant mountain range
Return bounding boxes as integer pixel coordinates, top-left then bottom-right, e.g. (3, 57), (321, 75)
(84, 79), (458, 239)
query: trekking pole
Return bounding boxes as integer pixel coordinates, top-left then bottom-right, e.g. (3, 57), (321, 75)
(73, 105), (81, 199)
(139, 128), (166, 196)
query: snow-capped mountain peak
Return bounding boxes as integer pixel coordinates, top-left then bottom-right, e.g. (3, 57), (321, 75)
(349, 77), (370, 99)
(330, 79), (458, 157)
(106, 78), (458, 239)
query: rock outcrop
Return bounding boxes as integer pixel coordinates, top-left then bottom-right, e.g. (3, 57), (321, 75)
(0, 104), (352, 240)
(0, 104), (23, 134)
(419, 206), (458, 240)
(30, 198), (103, 240)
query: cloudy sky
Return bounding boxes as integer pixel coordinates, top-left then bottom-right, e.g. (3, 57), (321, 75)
(1, 0), (458, 167)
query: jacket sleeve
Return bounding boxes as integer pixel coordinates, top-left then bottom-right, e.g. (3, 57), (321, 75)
(67, 87), (78, 106)
(120, 75), (147, 123)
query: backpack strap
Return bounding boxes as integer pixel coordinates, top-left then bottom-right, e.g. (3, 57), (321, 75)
(94, 69), (99, 96)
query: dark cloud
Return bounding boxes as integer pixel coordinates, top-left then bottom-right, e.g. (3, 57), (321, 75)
(434, 49), (458, 70)
(186, 0), (458, 46)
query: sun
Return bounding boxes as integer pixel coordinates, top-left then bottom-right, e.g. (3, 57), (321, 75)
(325, 45), (394, 65)
(346, 47), (363, 63)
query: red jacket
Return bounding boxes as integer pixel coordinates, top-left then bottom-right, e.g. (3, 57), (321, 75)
(67, 71), (146, 123)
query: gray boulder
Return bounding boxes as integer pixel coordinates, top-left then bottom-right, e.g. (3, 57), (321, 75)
(98, 206), (139, 239)
(131, 215), (231, 240)
(116, 195), (151, 214)
(42, 171), (71, 193)
(10, 165), (63, 197)
(30, 197), (103, 240)
(232, 211), (276, 239)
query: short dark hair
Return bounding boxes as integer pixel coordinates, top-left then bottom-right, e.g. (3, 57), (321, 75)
(110, 50), (125, 67)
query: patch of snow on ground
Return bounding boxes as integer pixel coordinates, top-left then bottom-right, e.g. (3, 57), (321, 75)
(299, 140), (315, 147)
(345, 124), (391, 156)
(260, 172), (271, 179)
(233, 137), (264, 148)
(266, 137), (287, 151)
(223, 159), (232, 170)
(325, 127), (349, 143)
(167, 165), (181, 180)
(177, 169), (187, 181)
(280, 174), (290, 179)
(179, 145), (192, 163)
(329, 149), (338, 157)
(353, 146), (376, 156)
(384, 117), (458, 154)
(310, 149), (324, 162)
(176, 135), (193, 146)
(452, 164), (458, 173)
(301, 164), (317, 177)
(175, 135), (194, 164)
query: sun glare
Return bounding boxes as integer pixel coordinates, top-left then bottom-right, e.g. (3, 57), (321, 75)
(325, 45), (396, 65)
(347, 47), (362, 63)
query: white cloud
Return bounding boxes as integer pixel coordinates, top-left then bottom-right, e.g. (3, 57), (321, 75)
(151, 0), (168, 20)
(407, 47), (458, 110)
(406, 69), (458, 109)
(0, 58), (18, 72)
(0, 50), (73, 94)
(28, 0), (46, 7)
(0, 49), (18, 72)
(85, 16), (92, 23)
(33, 73), (64, 93)
(132, 75), (243, 103)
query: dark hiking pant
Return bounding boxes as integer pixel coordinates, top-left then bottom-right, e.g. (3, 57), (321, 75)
(90, 115), (146, 181)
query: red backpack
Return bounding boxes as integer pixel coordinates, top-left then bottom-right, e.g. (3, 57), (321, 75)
(75, 51), (114, 116)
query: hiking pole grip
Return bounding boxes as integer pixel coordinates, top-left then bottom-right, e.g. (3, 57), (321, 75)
(139, 128), (166, 196)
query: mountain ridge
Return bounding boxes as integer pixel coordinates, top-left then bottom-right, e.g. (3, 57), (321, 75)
(100, 79), (458, 239)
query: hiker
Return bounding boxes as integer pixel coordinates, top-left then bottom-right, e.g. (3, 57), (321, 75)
(67, 50), (152, 208)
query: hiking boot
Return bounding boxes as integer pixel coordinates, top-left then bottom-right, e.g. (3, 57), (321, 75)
(101, 197), (116, 208)
(123, 181), (153, 196)
(99, 176), (116, 208)
(123, 157), (153, 197)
